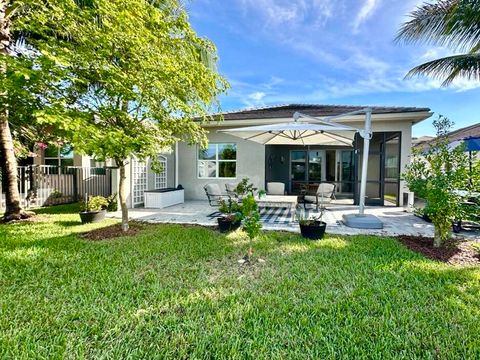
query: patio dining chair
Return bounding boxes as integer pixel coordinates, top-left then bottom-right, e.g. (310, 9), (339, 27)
(204, 183), (231, 207)
(303, 183), (336, 210)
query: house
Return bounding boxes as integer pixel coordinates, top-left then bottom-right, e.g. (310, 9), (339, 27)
(31, 104), (432, 209)
(175, 104), (432, 207)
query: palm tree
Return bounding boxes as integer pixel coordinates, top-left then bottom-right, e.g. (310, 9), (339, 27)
(0, 1), (30, 220)
(396, 0), (480, 86)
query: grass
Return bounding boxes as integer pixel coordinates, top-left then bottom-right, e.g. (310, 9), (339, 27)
(0, 204), (479, 359)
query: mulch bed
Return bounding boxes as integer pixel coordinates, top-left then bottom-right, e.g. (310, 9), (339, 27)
(80, 222), (145, 241)
(397, 235), (480, 266)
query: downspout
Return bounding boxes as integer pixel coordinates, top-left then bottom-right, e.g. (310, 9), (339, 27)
(174, 141), (179, 187)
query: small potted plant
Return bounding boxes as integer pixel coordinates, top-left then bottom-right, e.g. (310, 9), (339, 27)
(217, 198), (242, 233)
(298, 209), (326, 240)
(79, 195), (108, 223)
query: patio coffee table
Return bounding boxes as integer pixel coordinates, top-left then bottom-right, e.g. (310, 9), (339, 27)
(255, 195), (298, 221)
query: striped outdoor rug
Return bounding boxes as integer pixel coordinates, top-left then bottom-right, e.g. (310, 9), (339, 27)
(208, 206), (322, 225)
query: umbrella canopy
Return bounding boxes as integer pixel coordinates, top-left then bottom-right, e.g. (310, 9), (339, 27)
(218, 122), (357, 146)
(449, 136), (480, 152)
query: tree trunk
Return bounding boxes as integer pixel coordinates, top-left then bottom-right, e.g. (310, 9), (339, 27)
(433, 226), (442, 248)
(118, 161), (129, 231)
(0, 1), (28, 221)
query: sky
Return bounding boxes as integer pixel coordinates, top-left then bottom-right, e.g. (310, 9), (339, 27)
(186, 0), (480, 137)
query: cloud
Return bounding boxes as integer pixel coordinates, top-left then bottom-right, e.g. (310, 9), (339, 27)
(238, 0), (336, 28)
(248, 91), (267, 101)
(226, 76), (286, 108)
(352, 0), (381, 33)
(420, 47), (453, 61)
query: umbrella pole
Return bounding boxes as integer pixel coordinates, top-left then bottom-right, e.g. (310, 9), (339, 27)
(358, 109), (372, 215)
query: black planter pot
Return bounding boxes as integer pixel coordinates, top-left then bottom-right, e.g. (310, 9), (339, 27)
(300, 221), (327, 240)
(79, 210), (106, 224)
(217, 217), (241, 233)
(422, 213), (432, 223)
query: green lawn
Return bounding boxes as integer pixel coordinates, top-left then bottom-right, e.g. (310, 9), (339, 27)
(0, 204), (479, 359)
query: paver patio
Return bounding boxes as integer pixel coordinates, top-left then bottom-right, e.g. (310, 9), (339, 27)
(108, 201), (448, 237)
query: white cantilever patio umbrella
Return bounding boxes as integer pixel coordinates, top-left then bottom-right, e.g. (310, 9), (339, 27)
(218, 107), (384, 229)
(219, 121), (356, 146)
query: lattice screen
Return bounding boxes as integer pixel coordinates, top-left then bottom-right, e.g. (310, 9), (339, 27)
(154, 155), (167, 189)
(132, 158), (148, 206)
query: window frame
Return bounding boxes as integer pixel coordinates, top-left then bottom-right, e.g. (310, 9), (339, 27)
(44, 144), (74, 167)
(197, 143), (237, 179)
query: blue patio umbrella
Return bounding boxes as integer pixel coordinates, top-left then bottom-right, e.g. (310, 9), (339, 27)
(449, 136), (480, 185)
(449, 136), (480, 151)
(464, 136), (480, 152)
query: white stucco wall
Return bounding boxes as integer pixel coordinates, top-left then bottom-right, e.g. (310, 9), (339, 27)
(177, 127), (266, 200)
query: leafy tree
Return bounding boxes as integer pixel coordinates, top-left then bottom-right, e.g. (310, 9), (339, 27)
(396, 0), (480, 85)
(403, 116), (471, 247)
(14, 0), (227, 230)
(241, 194), (262, 261)
(0, 0), (80, 220)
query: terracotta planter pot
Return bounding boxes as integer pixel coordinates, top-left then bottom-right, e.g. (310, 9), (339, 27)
(79, 210), (106, 224)
(299, 221), (326, 240)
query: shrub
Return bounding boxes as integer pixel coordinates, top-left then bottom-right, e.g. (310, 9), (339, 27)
(403, 116), (471, 247)
(106, 193), (118, 212)
(80, 196), (108, 212)
(235, 177), (258, 196)
(218, 198), (242, 222)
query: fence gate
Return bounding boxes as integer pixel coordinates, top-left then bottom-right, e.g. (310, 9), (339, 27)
(131, 158), (148, 207)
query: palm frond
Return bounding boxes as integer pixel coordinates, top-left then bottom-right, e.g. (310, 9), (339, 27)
(405, 52), (480, 85)
(396, 0), (480, 52)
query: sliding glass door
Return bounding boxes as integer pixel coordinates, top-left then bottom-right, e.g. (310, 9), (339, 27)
(290, 149), (324, 193)
(339, 150), (354, 194)
(354, 132), (401, 206)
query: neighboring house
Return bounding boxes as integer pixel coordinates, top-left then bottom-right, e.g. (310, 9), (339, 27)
(412, 135), (435, 147)
(414, 122), (480, 160)
(28, 104), (433, 208)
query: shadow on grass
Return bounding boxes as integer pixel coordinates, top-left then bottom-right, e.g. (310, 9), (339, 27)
(34, 203), (80, 215)
(54, 220), (83, 227)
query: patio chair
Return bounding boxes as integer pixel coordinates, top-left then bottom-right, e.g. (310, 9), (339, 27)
(266, 182), (286, 195)
(225, 183), (238, 199)
(204, 183), (231, 207)
(303, 183), (336, 210)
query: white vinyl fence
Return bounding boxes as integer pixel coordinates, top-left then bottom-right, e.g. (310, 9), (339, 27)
(0, 165), (113, 209)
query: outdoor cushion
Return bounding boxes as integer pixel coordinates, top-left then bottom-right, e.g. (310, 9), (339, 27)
(304, 195), (333, 203)
(316, 183), (335, 197)
(267, 182), (285, 195)
(225, 183), (237, 193)
(303, 183), (335, 209)
(205, 183), (222, 196)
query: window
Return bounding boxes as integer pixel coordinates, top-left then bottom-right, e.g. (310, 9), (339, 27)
(385, 155), (399, 178)
(198, 143), (236, 178)
(44, 144), (74, 167)
(90, 159), (105, 168)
